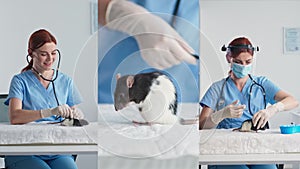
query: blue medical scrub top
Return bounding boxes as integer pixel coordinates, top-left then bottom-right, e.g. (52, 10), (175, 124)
(98, 0), (199, 104)
(200, 75), (280, 129)
(5, 70), (82, 122)
(4, 70), (82, 164)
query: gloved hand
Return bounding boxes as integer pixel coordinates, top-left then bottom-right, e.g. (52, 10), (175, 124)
(211, 100), (246, 124)
(40, 104), (73, 118)
(253, 102), (285, 129)
(105, 0), (196, 69)
(72, 107), (84, 119)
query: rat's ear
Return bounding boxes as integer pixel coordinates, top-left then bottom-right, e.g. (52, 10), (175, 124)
(127, 75), (134, 88)
(116, 73), (121, 80)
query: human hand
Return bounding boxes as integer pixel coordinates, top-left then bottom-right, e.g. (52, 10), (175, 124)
(105, 0), (196, 69)
(221, 100), (246, 119)
(136, 34), (196, 69)
(41, 104), (73, 118)
(72, 107), (84, 119)
(211, 100), (246, 124)
(253, 102), (284, 129)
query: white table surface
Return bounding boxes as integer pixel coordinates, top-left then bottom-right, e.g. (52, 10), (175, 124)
(97, 104), (199, 169)
(0, 122), (98, 155)
(199, 128), (300, 165)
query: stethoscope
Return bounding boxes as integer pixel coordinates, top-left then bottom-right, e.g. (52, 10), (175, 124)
(218, 43), (269, 127)
(171, 0), (181, 27)
(171, 0), (199, 60)
(26, 49), (61, 119)
(217, 74), (266, 116)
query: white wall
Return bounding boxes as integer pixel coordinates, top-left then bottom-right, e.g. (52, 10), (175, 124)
(200, 0), (300, 98)
(0, 1), (98, 168)
(0, 0), (98, 123)
(200, 0), (300, 127)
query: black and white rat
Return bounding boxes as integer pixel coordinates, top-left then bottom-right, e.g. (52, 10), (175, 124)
(61, 118), (89, 127)
(114, 71), (178, 124)
(233, 119), (268, 132)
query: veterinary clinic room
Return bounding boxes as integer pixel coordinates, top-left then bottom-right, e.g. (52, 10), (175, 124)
(1, 0), (300, 169)
(199, 0), (300, 169)
(0, 0), (98, 169)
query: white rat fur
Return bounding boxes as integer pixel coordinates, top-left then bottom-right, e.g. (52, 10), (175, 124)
(114, 72), (178, 124)
(137, 75), (177, 124)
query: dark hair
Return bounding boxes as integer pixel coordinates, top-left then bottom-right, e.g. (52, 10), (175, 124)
(21, 29), (57, 72)
(226, 37), (254, 59)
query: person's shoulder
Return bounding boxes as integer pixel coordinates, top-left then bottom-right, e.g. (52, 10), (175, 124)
(204, 77), (227, 92)
(211, 77), (227, 86)
(57, 71), (73, 82)
(57, 71), (71, 78)
(251, 75), (269, 82)
(12, 70), (31, 80)
(252, 75), (267, 79)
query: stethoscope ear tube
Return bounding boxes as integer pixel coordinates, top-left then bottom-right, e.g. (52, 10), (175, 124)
(26, 49), (61, 82)
(56, 49), (61, 71)
(170, 0), (199, 61)
(26, 49), (61, 108)
(171, 0), (181, 27)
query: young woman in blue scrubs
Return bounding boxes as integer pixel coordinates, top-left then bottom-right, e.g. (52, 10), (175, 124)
(199, 37), (299, 169)
(4, 29), (83, 169)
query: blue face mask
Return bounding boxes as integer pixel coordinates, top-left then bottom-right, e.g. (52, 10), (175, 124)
(232, 62), (252, 78)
